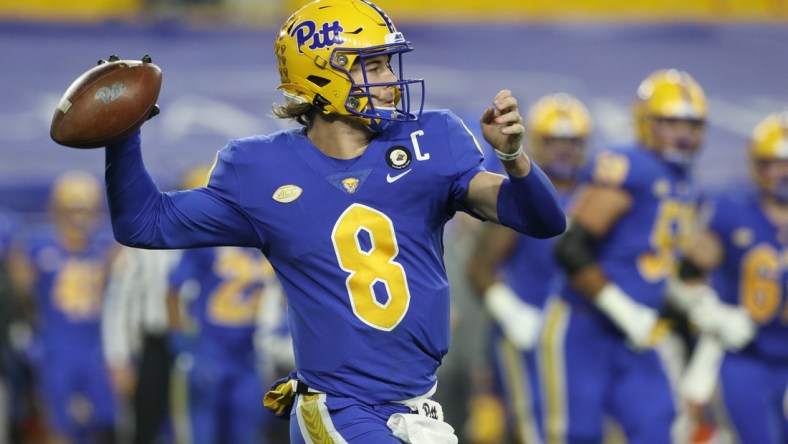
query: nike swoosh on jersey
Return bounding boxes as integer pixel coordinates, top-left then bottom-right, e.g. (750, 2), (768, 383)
(386, 169), (412, 183)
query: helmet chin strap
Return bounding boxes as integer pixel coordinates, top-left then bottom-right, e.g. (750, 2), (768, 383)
(365, 106), (399, 133)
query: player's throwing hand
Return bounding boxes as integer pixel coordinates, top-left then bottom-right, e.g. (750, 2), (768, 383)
(480, 90), (525, 157)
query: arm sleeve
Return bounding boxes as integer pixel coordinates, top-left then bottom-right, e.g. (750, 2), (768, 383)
(496, 162), (567, 238)
(105, 131), (262, 249)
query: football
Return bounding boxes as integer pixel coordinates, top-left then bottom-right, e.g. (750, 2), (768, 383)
(50, 57), (162, 149)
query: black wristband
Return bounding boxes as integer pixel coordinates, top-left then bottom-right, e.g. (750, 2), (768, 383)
(554, 223), (597, 275)
(678, 256), (705, 280)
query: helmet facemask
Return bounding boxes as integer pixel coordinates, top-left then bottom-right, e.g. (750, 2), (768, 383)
(332, 38), (424, 132)
(537, 137), (586, 182)
(648, 116), (706, 169)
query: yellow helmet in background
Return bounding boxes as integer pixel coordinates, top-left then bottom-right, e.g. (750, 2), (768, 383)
(751, 112), (788, 161)
(749, 112), (788, 201)
(528, 93), (592, 145)
(634, 69), (707, 149)
(49, 170), (103, 236)
(50, 170), (102, 212)
(526, 93), (592, 182)
(273, 0), (423, 131)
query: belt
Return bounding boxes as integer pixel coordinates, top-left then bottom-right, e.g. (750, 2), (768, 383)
(295, 380), (321, 395)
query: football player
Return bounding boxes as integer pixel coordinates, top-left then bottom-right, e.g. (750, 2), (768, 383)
(547, 69), (707, 442)
(671, 112), (786, 443)
(9, 171), (118, 444)
(96, 0), (566, 441)
(467, 93), (591, 443)
(168, 246), (276, 444)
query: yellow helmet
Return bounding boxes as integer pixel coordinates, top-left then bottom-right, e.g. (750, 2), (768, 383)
(751, 112), (788, 161)
(526, 93), (591, 181)
(749, 112), (788, 200)
(49, 170), (103, 235)
(50, 170), (102, 212)
(634, 69), (707, 148)
(273, 0), (423, 131)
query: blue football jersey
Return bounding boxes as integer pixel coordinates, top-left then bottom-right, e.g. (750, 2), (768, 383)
(24, 227), (114, 349)
(109, 110), (487, 403)
(170, 246), (269, 352)
(559, 146), (696, 312)
(707, 190), (788, 360)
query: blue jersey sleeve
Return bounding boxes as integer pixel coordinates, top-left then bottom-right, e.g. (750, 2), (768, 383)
(105, 131), (263, 249)
(443, 112), (486, 211)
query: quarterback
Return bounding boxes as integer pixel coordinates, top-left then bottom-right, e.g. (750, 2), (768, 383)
(98, 0), (565, 442)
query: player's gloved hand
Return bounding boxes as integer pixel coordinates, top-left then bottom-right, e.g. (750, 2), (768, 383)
(140, 54), (160, 120)
(679, 334), (725, 405)
(97, 53), (160, 120)
(691, 295), (755, 351)
(667, 279), (756, 351)
(484, 282), (541, 350)
(595, 283), (663, 349)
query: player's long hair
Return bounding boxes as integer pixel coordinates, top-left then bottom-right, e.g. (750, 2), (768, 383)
(271, 101), (314, 126)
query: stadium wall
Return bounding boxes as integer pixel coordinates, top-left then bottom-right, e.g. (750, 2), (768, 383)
(2, 0), (787, 23)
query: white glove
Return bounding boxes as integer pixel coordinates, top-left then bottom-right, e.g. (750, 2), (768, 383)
(595, 283), (660, 349)
(484, 282), (542, 350)
(667, 279), (756, 351)
(692, 296), (755, 351)
(666, 278), (714, 313)
(679, 334), (725, 405)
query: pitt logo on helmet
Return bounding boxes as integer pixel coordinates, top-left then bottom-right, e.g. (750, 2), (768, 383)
(291, 20), (345, 53)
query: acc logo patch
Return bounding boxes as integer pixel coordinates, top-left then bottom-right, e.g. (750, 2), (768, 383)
(272, 184), (303, 203)
(386, 146), (412, 170)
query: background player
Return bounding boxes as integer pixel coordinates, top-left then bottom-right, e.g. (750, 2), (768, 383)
(547, 69), (707, 442)
(9, 171), (118, 444)
(467, 93), (591, 443)
(168, 245), (277, 444)
(672, 112), (787, 443)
